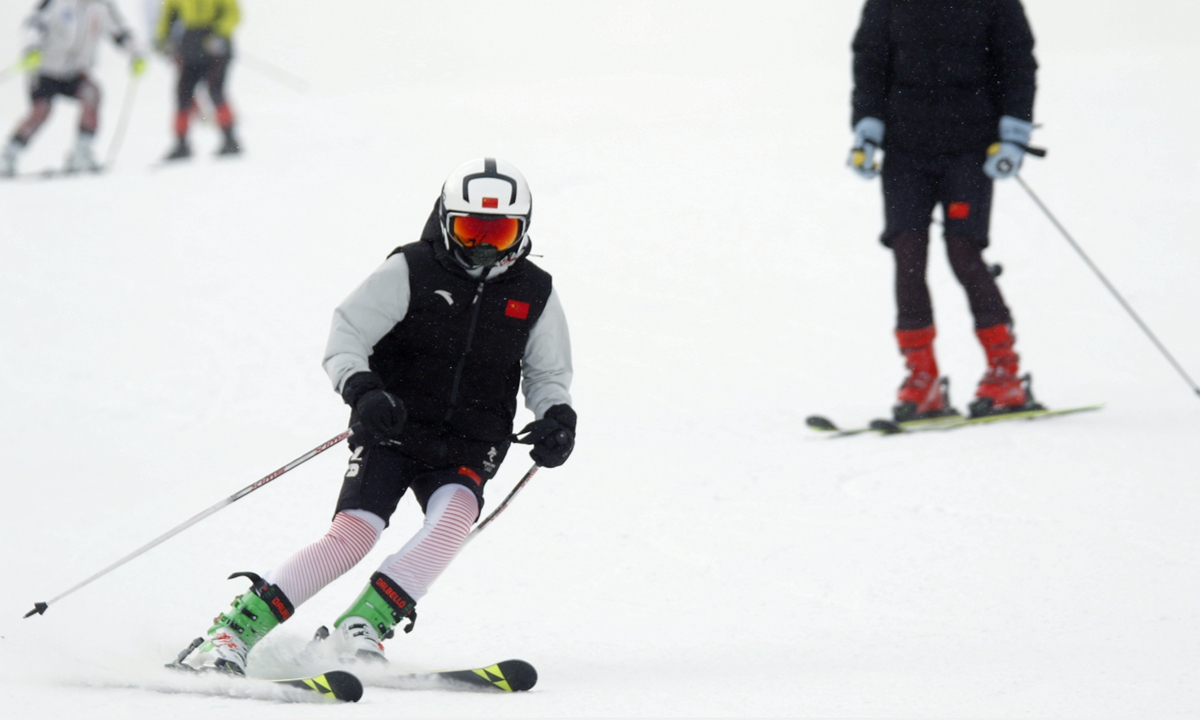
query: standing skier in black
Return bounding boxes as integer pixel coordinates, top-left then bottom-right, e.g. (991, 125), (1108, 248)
(848, 0), (1040, 420)
(155, 0), (242, 159)
(173, 158), (576, 675)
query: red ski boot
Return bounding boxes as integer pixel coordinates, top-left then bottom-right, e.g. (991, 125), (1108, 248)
(893, 326), (958, 422)
(968, 324), (1042, 417)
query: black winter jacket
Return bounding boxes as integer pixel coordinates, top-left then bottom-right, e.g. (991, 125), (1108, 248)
(364, 209), (553, 466)
(851, 0), (1037, 156)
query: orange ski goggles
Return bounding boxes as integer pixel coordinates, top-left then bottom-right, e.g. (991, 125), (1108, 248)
(448, 214), (524, 252)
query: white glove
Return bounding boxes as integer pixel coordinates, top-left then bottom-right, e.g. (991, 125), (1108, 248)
(847, 117), (885, 179)
(983, 115), (1033, 180)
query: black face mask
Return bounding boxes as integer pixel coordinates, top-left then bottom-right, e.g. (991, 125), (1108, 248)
(457, 243), (502, 268)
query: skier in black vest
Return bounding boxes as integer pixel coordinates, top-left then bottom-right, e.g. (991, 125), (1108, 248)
(174, 158), (575, 675)
(848, 0), (1040, 420)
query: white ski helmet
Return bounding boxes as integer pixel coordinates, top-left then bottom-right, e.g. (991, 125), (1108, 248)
(438, 158), (533, 268)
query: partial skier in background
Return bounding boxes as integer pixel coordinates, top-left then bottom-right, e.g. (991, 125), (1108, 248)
(172, 158), (576, 676)
(1, 0), (144, 177)
(848, 0), (1041, 420)
(155, 0), (240, 160)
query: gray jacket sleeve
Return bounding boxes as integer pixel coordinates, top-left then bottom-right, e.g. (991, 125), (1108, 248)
(102, 0), (139, 52)
(23, 1), (52, 55)
(322, 253), (411, 395)
(522, 287), (573, 419)
(324, 254), (571, 415)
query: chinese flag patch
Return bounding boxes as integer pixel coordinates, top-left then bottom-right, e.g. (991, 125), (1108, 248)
(482, 197), (499, 209)
(505, 299), (530, 319)
(947, 202), (971, 220)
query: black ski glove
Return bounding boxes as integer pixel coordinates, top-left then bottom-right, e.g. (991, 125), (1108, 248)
(516, 404), (576, 468)
(342, 371), (406, 446)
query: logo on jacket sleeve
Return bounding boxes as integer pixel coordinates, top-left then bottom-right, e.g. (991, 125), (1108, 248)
(947, 202), (971, 220)
(505, 300), (530, 319)
(434, 289), (454, 305)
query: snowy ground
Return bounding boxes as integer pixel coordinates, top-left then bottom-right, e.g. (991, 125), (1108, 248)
(2, 0), (1199, 717)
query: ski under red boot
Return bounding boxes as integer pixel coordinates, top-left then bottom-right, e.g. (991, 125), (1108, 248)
(893, 326), (960, 422)
(968, 324), (1044, 417)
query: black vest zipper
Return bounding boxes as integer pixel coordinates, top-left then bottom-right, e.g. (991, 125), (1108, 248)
(444, 276), (488, 421)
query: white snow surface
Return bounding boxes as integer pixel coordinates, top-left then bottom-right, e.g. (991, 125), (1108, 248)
(2, 1), (1199, 716)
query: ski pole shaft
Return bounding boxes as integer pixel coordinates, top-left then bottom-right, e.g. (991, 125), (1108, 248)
(1017, 175), (1200, 398)
(24, 430), (350, 618)
(463, 464), (539, 546)
(103, 76), (140, 168)
(238, 51), (309, 93)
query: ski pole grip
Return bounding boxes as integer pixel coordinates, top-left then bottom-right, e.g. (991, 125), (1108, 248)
(1017, 143), (1047, 158)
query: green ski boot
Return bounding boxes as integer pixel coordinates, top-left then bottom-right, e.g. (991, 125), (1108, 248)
(170, 572), (295, 676)
(332, 572), (417, 663)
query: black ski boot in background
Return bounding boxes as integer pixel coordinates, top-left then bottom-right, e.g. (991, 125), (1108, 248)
(217, 127), (241, 156)
(165, 138), (192, 161)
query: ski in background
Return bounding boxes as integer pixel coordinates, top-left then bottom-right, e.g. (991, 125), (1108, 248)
(807, 404), (1103, 438)
(8, 167), (107, 181)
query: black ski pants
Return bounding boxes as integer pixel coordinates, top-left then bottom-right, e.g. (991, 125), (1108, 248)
(175, 29), (232, 112)
(334, 430), (504, 527)
(13, 74), (100, 142)
(881, 150), (1013, 331)
(176, 57), (230, 112)
(892, 230), (1012, 331)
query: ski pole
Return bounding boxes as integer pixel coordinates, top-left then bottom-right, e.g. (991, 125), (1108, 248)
(103, 76), (140, 168)
(238, 51), (310, 93)
(24, 430), (350, 618)
(463, 463), (540, 547)
(1016, 175), (1200, 399)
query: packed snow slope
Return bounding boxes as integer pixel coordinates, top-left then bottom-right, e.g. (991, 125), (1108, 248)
(2, 1), (1199, 716)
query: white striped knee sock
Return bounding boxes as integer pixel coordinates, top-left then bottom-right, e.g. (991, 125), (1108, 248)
(265, 509), (384, 607)
(376, 484), (478, 602)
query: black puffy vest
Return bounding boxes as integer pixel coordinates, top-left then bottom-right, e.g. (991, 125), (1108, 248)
(367, 214), (552, 463)
(852, 0), (1037, 155)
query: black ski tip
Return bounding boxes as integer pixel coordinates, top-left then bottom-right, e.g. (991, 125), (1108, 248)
(805, 415), (837, 431)
(23, 602), (48, 618)
(321, 670), (364, 702)
(869, 419), (903, 435)
(438, 659), (538, 692)
(496, 659), (538, 692)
